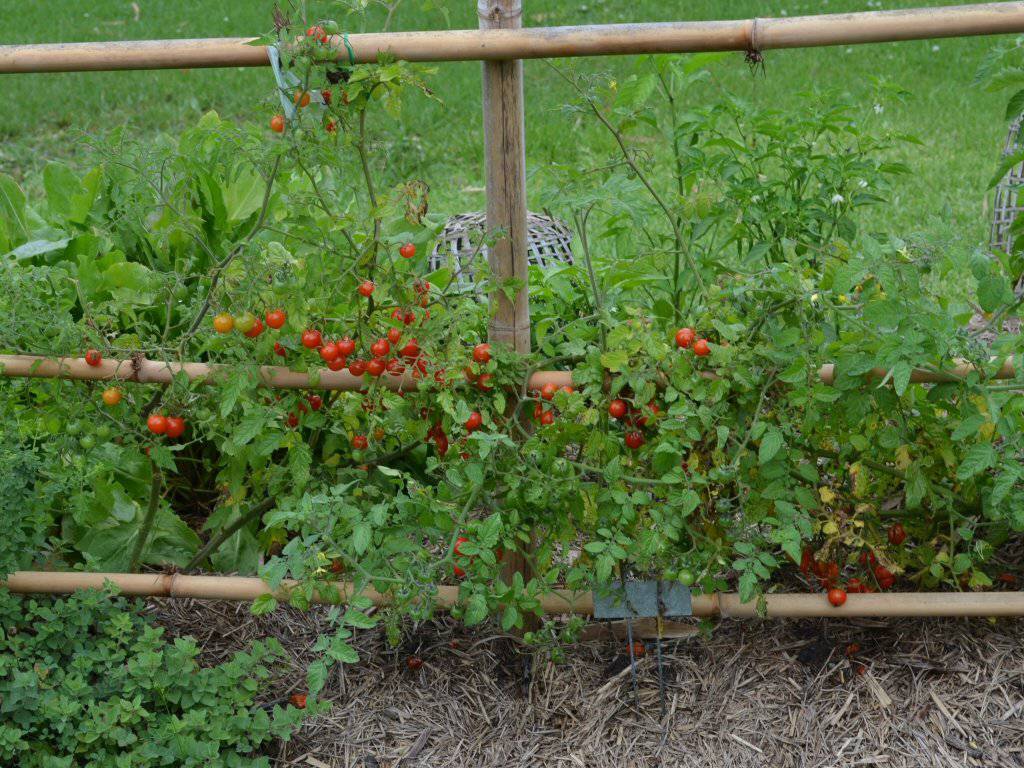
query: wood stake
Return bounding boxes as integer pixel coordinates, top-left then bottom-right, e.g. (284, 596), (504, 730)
(480, 0), (534, 615)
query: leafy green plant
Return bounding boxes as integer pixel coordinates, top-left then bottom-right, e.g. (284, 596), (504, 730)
(0, 588), (312, 766)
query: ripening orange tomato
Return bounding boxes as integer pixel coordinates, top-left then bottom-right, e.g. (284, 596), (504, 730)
(213, 313), (234, 333)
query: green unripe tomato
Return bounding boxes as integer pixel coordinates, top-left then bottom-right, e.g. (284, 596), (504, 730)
(95, 424), (112, 440)
(79, 435), (96, 450)
(45, 416), (61, 434)
(678, 569), (696, 587)
(66, 420), (83, 436)
(235, 311), (257, 334)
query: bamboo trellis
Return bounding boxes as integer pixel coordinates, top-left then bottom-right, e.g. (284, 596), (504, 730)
(1, 2), (1024, 616)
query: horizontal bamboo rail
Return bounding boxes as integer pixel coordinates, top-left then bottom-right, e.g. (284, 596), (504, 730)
(0, 354), (1016, 392)
(1, 3), (1022, 73)
(4, 571), (1024, 617)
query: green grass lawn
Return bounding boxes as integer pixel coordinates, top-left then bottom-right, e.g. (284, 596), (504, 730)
(0, 0), (1016, 247)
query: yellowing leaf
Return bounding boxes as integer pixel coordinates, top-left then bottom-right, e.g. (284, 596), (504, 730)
(819, 486), (837, 505)
(895, 444), (912, 470)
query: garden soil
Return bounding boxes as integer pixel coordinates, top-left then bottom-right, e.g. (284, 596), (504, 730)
(152, 598), (1024, 767)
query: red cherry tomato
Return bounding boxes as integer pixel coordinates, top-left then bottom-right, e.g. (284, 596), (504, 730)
(828, 588), (847, 607)
(265, 309), (286, 329)
(540, 409), (555, 426)
(286, 413), (299, 429)
(306, 24), (328, 43)
(800, 547), (814, 575)
(464, 411), (482, 432)
(371, 339), (391, 357)
(147, 414), (168, 435)
(888, 523), (907, 546)
(453, 536), (469, 578)
(693, 338), (711, 357)
(327, 357), (346, 371)
(406, 655), (423, 671)
(367, 358), (386, 377)
(336, 337), (355, 357)
(476, 373), (494, 391)
(874, 565), (895, 589)
(274, 342), (287, 358)
(625, 431), (645, 450)
(399, 243), (416, 259)
(472, 343), (491, 364)
(358, 280), (375, 298)
(608, 399), (628, 419)
(85, 349), (102, 367)
(352, 434), (368, 450)
(387, 327), (402, 345)
(307, 394), (323, 411)
(289, 692), (307, 708)
(675, 327), (696, 349)
(400, 339), (420, 360)
(540, 382), (558, 401)
(637, 402), (660, 427)
(165, 416), (186, 439)
(243, 317), (264, 338)
(319, 342), (340, 363)
(301, 329), (323, 349)
(270, 114), (286, 133)
(386, 358), (405, 376)
(858, 550), (877, 568)
(348, 358), (367, 377)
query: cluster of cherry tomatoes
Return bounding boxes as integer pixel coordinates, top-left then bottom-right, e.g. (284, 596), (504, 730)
(674, 326), (711, 356)
(462, 343), (495, 392)
(607, 397), (661, 450)
(212, 307), (286, 338)
(800, 522), (909, 606)
(146, 413), (187, 439)
(530, 379), (575, 426)
(270, 26), (373, 136)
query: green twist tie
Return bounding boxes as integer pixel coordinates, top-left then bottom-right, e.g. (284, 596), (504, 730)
(342, 33), (356, 66)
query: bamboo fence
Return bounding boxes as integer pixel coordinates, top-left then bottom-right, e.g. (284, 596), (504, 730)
(0, 354), (1016, 391)
(1, 3), (1023, 72)
(5, 571), (1024, 617)
(1, 3), (1023, 617)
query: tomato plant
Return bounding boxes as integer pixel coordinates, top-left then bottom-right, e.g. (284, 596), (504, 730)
(0, 28), (1022, 685)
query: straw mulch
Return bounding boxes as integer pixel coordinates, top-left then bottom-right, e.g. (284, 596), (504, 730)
(149, 598), (1024, 767)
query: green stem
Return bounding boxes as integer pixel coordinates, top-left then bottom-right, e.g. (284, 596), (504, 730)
(128, 462), (162, 572)
(185, 497), (277, 572)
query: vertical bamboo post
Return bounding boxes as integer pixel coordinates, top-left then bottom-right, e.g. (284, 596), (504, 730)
(480, 0), (533, 612)
(480, 0), (530, 354)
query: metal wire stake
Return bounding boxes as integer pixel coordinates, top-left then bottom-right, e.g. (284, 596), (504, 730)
(655, 581), (667, 720)
(621, 572), (639, 709)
